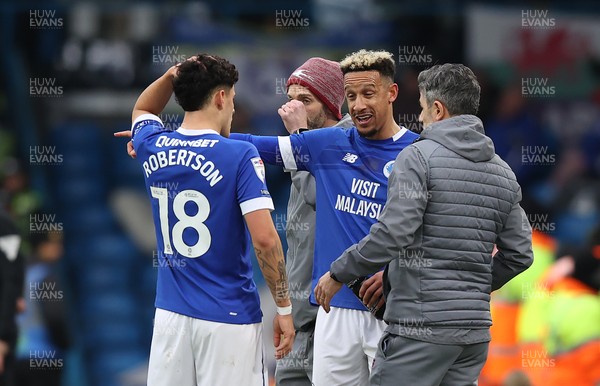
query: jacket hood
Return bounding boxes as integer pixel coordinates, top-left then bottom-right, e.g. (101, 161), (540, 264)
(336, 113), (355, 129)
(420, 115), (495, 162)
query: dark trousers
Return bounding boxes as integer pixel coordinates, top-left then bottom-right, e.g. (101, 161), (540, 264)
(370, 333), (489, 386)
(275, 328), (314, 386)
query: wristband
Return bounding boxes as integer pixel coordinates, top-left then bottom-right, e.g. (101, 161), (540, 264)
(276, 305), (292, 315)
(294, 128), (308, 134)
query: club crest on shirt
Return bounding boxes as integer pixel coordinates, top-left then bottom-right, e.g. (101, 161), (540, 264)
(383, 160), (395, 178)
(251, 157), (266, 183)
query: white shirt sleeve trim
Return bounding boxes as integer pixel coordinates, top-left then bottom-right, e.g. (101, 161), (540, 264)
(278, 136), (298, 171)
(392, 126), (408, 141)
(240, 197), (274, 215)
(131, 113), (163, 133)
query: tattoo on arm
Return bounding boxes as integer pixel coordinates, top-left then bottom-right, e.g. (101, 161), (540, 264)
(254, 241), (289, 305)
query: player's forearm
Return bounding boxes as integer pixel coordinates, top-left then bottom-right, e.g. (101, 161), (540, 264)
(132, 71), (174, 120)
(229, 134), (282, 166)
(254, 238), (291, 308)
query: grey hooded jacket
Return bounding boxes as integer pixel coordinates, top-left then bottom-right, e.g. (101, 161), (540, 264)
(286, 114), (354, 330)
(331, 115), (533, 344)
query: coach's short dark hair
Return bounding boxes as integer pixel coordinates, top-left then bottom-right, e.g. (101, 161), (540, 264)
(173, 54), (239, 112)
(417, 63), (480, 116)
(340, 49), (395, 81)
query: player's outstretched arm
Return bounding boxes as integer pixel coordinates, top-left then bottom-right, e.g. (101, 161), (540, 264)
(131, 64), (179, 123)
(115, 63), (181, 158)
(244, 209), (295, 359)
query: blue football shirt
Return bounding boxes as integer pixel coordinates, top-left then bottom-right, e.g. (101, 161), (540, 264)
(132, 114), (274, 324)
(231, 126), (418, 310)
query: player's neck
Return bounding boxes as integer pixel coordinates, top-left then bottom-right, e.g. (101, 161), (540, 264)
(372, 114), (400, 140)
(180, 111), (222, 134)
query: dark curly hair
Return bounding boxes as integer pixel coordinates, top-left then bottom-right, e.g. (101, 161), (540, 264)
(173, 54), (239, 112)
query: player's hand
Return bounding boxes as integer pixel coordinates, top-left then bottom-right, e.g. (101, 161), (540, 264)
(278, 100), (308, 134)
(314, 271), (343, 313)
(273, 313), (295, 359)
(167, 63), (180, 79)
(359, 271), (385, 311)
(113, 130), (136, 159)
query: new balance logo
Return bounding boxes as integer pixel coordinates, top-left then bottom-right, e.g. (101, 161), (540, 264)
(342, 153), (358, 163)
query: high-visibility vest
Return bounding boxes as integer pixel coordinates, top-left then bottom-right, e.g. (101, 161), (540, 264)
(543, 278), (600, 386)
(479, 231), (555, 386)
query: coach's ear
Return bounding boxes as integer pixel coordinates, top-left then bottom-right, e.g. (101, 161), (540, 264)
(432, 100), (450, 122)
